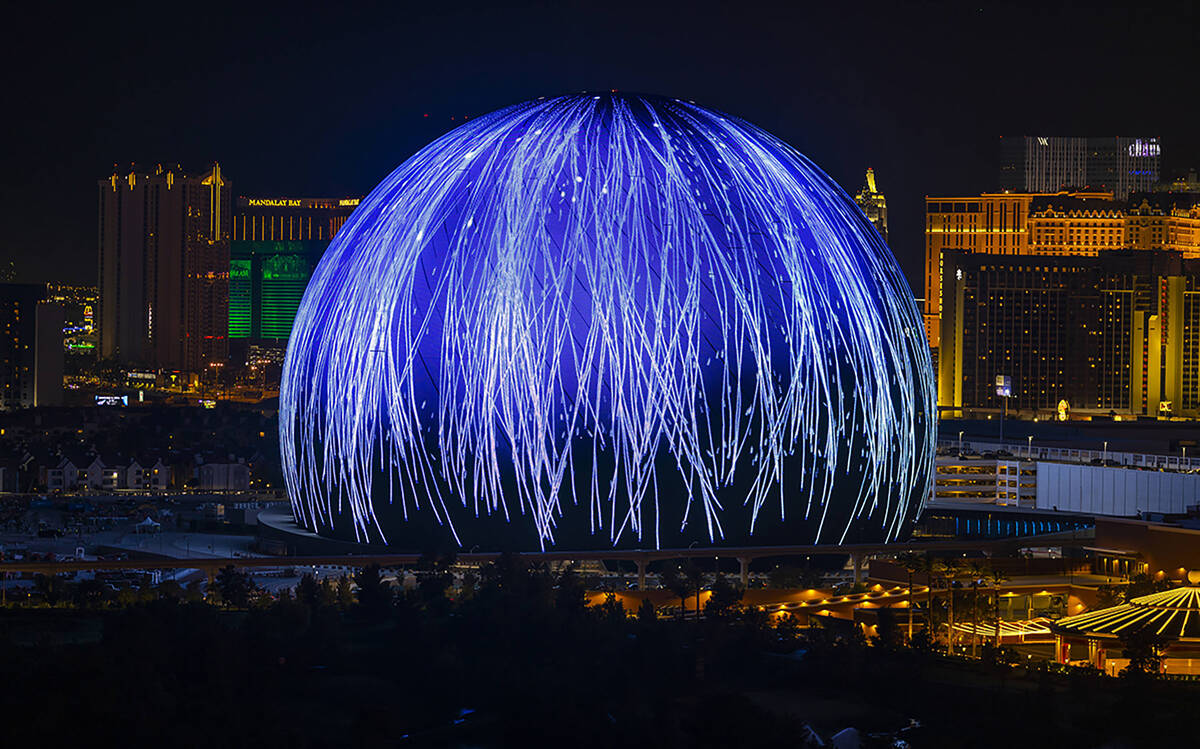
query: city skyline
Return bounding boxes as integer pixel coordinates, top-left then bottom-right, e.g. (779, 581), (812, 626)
(5, 5), (1200, 742)
(4, 1), (1199, 295)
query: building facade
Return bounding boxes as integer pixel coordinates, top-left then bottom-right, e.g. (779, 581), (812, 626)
(198, 461), (251, 491)
(0, 284), (63, 410)
(930, 445), (1200, 517)
(938, 250), (1200, 418)
(98, 164), (231, 372)
(853, 168), (888, 242)
(931, 455), (1036, 505)
(34, 302), (64, 408)
(924, 191), (1200, 349)
(1034, 461), (1200, 516)
(229, 196), (358, 350)
(924, 191), (1109, 347)
(998, 136), (1161, 199)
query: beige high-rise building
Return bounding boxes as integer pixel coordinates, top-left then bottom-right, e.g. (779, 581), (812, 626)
(0, 284), (62, 410)
(98, 164), (230, 372)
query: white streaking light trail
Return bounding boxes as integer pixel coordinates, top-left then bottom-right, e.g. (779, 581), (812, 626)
(280, 93), (934, 549)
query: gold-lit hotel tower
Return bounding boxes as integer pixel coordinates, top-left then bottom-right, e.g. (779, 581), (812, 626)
(924, 192), (1200, 350)
(927, 190), (1200, 419)
(98, 164), (231, 372)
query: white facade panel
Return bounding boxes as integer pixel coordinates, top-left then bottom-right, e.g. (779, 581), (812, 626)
(1035, 462), (1200, 517)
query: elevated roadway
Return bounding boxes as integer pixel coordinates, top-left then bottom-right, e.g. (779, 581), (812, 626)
(0, 527), (1094, 588)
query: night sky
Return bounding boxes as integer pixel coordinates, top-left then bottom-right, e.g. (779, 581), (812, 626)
(3, 0), (1197, 293)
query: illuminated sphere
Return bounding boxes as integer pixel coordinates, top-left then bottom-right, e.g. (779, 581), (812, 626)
(280, 93), (934, 550)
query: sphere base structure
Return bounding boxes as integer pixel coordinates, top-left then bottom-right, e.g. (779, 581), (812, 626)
(280, 93), (935, 552)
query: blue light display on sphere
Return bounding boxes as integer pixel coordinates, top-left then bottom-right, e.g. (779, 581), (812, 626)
(280, 93), (934, 550)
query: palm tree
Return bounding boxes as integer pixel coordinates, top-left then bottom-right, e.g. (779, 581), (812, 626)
(682, 560), (706, 620)
(921, 555), (950, 649)
(965, 559), (991, 658)
(987, 567), (1010, 651)
(661, 566), (690, 620)
(894, 552), (924, 644)
(942, 560), (963, 655)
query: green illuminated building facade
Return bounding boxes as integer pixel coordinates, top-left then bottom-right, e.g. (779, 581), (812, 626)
(229, 197), (358, 345)
(229, 240), (327, 341)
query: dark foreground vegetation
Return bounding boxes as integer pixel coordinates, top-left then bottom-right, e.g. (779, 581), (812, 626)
(0, 558), (1192, 748)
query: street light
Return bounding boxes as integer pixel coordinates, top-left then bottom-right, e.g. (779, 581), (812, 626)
(1027, 435), (1033, 460)
(1103, 441), (1109, 464)
(958, 430), (964, 456)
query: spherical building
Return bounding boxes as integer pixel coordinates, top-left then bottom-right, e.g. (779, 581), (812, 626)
(280, 93), (934, 551)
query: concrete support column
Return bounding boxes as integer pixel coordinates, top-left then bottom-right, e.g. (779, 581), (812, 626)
(1088, 638), (1103, 668)
(852, 553), (864, 585)
(636, 559), (648, 591)
(738, 557), (750, 587)
(1055, 636), (1067, 664)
